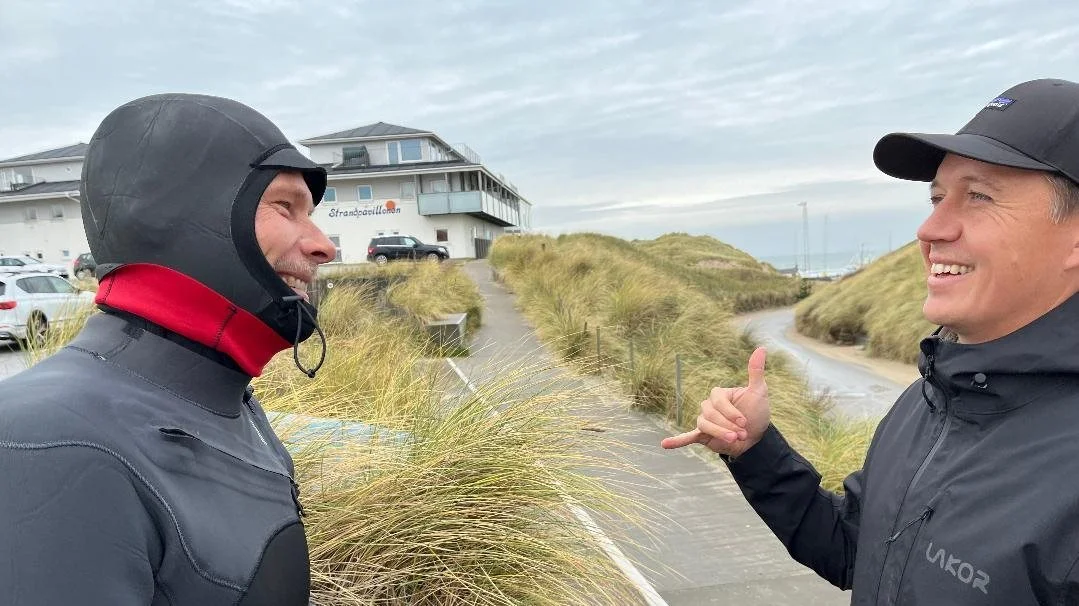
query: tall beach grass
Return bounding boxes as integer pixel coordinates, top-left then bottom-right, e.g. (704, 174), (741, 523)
(489, 233), (877, 492)
(22, 277), (650, 604)
(795, 241), (934, 364)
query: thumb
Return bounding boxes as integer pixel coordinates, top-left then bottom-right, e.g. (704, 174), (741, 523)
(747, 347), (767, 392)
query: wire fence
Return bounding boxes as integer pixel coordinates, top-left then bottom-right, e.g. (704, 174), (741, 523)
(580, 321), (698, 427)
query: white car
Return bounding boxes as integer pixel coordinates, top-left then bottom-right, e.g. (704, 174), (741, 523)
(0, 255), (69, 279)
(0, 272), (95, 347)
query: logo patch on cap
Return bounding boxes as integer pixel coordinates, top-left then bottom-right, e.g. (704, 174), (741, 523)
(986, 96), (1015, 111)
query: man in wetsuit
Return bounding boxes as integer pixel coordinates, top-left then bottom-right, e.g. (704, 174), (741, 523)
(0, 93), (337, 604)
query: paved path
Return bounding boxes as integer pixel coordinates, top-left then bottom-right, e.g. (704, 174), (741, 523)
(453, 260), (850, 605)
(735, 308), (908, 419)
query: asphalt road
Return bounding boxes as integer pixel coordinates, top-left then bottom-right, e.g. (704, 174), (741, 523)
(736, 307), (908, 419)
(0, 342), (28, 379)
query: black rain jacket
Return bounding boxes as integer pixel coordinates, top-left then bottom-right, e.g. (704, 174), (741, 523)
(728, 293), (1079, 605)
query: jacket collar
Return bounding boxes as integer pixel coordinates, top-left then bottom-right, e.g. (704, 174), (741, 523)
(917, 292), (1079, 415)
(66, 312), (252, 417)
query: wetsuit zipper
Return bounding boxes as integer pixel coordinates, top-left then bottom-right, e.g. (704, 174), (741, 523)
(158, 426), (305, 518)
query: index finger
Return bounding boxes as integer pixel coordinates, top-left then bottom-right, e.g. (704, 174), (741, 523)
(661, 429), (704, 450)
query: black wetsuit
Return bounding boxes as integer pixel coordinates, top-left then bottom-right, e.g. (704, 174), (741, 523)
(0, 93), (331, 604)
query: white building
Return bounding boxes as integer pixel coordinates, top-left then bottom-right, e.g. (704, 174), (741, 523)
(0, 122), (532, 268)
(0, 143), (88, 266)
(300, 122), (531, 262)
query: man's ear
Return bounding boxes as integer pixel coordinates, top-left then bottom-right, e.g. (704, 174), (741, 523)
(1064, 220), (1079, 271)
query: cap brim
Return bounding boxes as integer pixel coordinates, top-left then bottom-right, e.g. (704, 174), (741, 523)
(873, 132), (1056, 182)
(257, 146), (328, 204)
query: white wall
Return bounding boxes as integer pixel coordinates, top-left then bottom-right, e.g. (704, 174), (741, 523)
(325, 176), (418, 203)
(304, 137), (449, 168)
(0, 197), (89, 265)
(28, 161), (83, 183)
(306, 144), (338, 164)
(0, 160), (82, 190)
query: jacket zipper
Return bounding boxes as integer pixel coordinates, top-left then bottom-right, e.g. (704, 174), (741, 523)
(884, 507), (933, 545)
(875, 353), (951, 603)
(158, 426), (305, 518)
(889, 506), (935, 604)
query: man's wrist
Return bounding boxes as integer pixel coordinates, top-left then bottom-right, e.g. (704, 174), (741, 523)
(720, 424), (782, 466)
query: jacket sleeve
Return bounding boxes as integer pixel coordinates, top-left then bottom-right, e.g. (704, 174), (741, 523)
(0, 443), (158, 605)
(724, 424), (864, 590)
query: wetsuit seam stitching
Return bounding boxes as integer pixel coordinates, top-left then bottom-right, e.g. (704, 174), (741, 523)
(0, 440), (245, 592)
(230, 518), (304, 606)
(62, 344), (241, 419)
(214, 306), (238, 349)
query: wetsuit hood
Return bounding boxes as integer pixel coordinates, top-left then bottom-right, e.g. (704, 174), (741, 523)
(80, 93), (327, 348)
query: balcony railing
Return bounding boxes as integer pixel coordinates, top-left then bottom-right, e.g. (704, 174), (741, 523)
(418, 191), (520, 226)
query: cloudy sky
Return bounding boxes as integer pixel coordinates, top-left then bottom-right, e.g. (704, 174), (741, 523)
(2, 0), (1078, 264)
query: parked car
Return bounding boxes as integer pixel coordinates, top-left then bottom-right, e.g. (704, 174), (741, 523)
(72, 252), (97, 279)
(0, 271), (95, 347)
(366, 235), (449, 265)
(0, 255), (69, 279)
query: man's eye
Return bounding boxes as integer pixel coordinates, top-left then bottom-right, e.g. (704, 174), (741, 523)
(276, 200), (292, 212)
(929, 194), (943, 205)
(970, 191), (992, 202)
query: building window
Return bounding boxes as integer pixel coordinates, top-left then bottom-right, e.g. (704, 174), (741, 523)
(400, 181), (416, 199)
(340, 146), (369, 168)
(24, 207), (38, 221)
(357, 185), (373, 201)
(12, 167), (33, 186)
(324, 187), (337, 203)
(401, 139), (421, 161)
(436, 229), (448, 242)
(51, 205), (64, 219)
(328, 235), (342, 263)
(388, 139), (422, 164)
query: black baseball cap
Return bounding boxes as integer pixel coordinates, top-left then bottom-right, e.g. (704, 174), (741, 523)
(874, 78), (1079, 185)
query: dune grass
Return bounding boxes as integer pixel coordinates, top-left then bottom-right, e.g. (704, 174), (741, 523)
(489, 233), (876, 492)
(795, 241), (934, 364)
(556, 232), (804, 313)
(319, 261), (483, 336)
(23, 278), (650, 605)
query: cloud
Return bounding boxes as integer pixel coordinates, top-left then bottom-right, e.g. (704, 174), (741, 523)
(2, 0), (1078, 261)
(262, 64), (348, 91)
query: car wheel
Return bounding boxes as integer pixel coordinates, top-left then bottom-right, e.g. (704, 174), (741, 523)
(76, 268), (92, 279)
(25, 313), (48, 349)
(374, 254), (389, 265)
(425, 252), (441, 262)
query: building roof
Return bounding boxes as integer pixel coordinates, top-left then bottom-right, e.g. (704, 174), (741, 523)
(0, 143), (88, 165)
(323, 159), (477, 177)
(301, 122), (431, 143)
(0, 180), (80, 198)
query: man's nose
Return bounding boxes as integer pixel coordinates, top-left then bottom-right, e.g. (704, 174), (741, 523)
(917, 197), (962, 244)
(302, 222), (337, 263)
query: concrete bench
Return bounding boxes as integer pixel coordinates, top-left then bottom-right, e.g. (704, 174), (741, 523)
(425, 312), (468, 349)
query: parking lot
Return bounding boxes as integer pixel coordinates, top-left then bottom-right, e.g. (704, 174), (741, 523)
(0, 343), (28, 379)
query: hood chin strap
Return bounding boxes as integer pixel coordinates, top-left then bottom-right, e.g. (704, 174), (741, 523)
(282, 295), (326, 378)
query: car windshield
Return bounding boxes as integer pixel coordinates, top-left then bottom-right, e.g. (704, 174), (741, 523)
(15, 256), (39, 264)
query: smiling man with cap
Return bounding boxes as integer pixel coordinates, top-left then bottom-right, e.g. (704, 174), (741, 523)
(663, 78), (1079, 604)
(0, 94), (337, 604)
